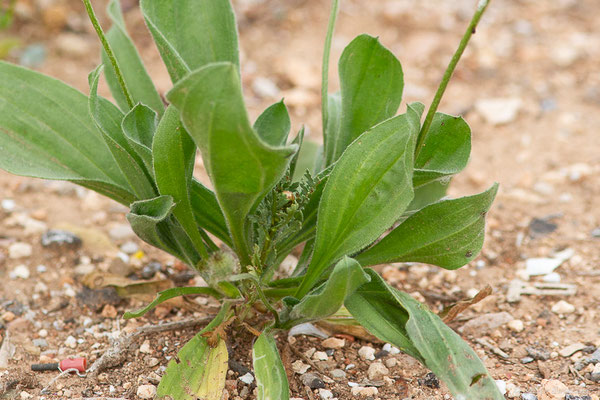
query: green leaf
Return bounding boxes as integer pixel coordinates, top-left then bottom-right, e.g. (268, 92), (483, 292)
(324, 34), (404, 165)
(291, 139), (321, 182)
(285, 257), (370, 326)
(168, 63), (297, 265)
(406, 179), (449, 212)
(287, 127), (304, 181)
(413, 112), (471, 188)
(190, 180), (232, 247)
(296, 109), (419, 298)
(124, 286), (222, 319)
(254, 100), (291, 147)
(103, 0), (164, 115)
(345, 269), (421, 360)
(122, 103), (157, 175)
(153, 105), (208, 258)
(253, 330), (289, 400)
(88, 66), (157, 200)
(356, 184), (498, 269)
(126, 195), (179, 256)
(141, 0), (240, 83)
(158, 336), (229, 400)
(0, 61), (134, 205)
(347, 269), (503, 399)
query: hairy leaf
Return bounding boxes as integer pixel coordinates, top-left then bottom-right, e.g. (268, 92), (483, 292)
(141, 0), (239, 83)
(190, 180), (232, 246)
(254, 100), (291, 147)
(122, 103), (156, 174)
(325, 34), (403, 165)
(103, 0), (164, 115)
(297, 109), (419, 297)
(124, 286), (221, 319)
(356, 184), (498, 269)
(346, 269), (503, 399)
(413, 112), (471, 188)
(88, 66), (157, 200)
(0, 62), (133, 204)
(153, 105), (208, 257)
(286, 257), (369, 326)
(168, 63), (296, 264)
(253, 330), (289, 400)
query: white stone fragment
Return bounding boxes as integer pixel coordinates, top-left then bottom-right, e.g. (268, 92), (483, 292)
(358, 346), (375, 361)
(239, 372), (254, 384)
(551, 300), (575, 315)
(507, 319), (524, 333)
(10, 265), (30, 280)
(475, 97), (522, 125)
(136, 384), (156, 399)
(9, 242), (32, 259)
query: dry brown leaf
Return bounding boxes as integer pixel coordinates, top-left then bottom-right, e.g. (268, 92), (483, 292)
(440, 285), (493, 323)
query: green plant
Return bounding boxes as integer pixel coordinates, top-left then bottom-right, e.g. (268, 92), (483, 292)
(0, 0), (503, 398)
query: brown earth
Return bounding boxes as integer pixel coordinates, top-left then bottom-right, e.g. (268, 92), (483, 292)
(0, 0), (599, 399)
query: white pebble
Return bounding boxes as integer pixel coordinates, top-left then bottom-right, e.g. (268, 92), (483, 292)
(1, 199), (15, 212)
(139, 340), (152, 354)
(9, 242), (32, 259)
(382, 343), (400, 355)
(351, 386), (379, 397)
(64, 335), (77, 348)
(322, 337), (345, 349)
(507, 319), (524, 333)
(120, 241), (139, 254)
(551, 300), (575, 315)
(239, 372), (254, 384)
(10, 265), (30, 280)
(495, 379), (507, 395)
(367, 362), (389, 380)
(291, 360), (310, 374)
(38, 329), (48, 338)
(318, 389), (333, 400)
(136, 384), (156, 399)
(475, 97), (522, 125)
(313, 351), (328, 361)
(358, 346), (375, 361)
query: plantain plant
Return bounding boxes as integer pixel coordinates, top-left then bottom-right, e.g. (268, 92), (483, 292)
(0, 0), (503, 398)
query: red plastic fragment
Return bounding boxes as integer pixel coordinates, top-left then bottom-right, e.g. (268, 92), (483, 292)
(59, 357), (87, 373)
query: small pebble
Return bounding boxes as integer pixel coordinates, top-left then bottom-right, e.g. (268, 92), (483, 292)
(1, 199), (15, 211)
(551, 300), (575, 315)
(538, 379), (568, 400)
(109, 224), (134, 241)
(527, 347), (551, 361)
(140, 340), (152, 354)
(506, 382), (522, 398)
(559, 343), (586, 357)
(239, 372), (254, 384)
(358, 346), (375, 361)
(367, 362), (389, 380)
(385, 358), (397, 368)
(521, 356), (535, 364)
(331, 369), (346, 379)
(1, 311), (15, 322)
(301, 373), (325, 389)
(420, 372), (440, 389)
(496, 380), (507, 395)
(291, 360), (310, 374)
(313, 351), (328, 361)
(382, 343), (400, 355)
(508, 319), (525, 333)
(120, 241), (139, 254)
(10, 265), (30, 280)
(38, 329), (48, 338)
(321, 337), (345, 349)
(64, 335), (77, 349)
(141, 262), (162, 279)
(40, 230), (81, 249)
(590, 363), (600, 382)
(351, 386), (379, 397)
(136, 384), (156, 399)
(32, 338), (48, 348)
(9, 242), (32, 259)
(522, 394), (538, 400)
(318, 389), (333, 400)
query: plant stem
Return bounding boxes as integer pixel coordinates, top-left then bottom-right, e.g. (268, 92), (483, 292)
(415, 0), (491, 159)
(82, 0), (134, 108)
(321, 0), (340, 140)
(252, 280), (280, 326)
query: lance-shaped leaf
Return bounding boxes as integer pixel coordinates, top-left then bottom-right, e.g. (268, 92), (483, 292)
(0, 62), (134, 204)
(356, 184), (498, 269)
(346, 269), (503, 399)
(141, 0), (240, 83)
(153, 105), (208, 257)
(103, 0), (163, 115)
(88, 66), (157, 200)
(413, 112), (471, 188)
(254, 100), (291, 147)
(253, 330), (289, 400)
(168, 62), (297, 263)
(406, 179), (450, 213)
(124, 286), (221, 319)
(296, 109), (419, 298)
(285, 257), (370, 326)
(122, 104), (156, 174)
(190, 180), (232, 247)
(324, 34), (404, 165)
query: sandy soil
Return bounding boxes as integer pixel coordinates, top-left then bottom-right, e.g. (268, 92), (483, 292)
(0, 0), (599, 399)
